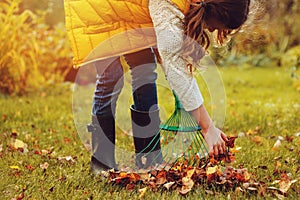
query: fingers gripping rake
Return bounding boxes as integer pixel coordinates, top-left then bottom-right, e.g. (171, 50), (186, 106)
(137, 91), (209, 168)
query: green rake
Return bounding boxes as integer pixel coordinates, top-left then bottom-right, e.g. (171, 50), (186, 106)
(137, 91), (209, 168)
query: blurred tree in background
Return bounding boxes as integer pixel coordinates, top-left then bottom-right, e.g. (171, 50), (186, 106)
(0, 0), (299, 95)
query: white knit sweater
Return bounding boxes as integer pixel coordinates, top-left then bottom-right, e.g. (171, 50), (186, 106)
(149, 0), (204, 111)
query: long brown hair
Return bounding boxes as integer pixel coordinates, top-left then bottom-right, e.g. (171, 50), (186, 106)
(184, 0), (251, 62)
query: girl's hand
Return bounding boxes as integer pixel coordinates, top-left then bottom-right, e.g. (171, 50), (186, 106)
(203, 125), (228, 157)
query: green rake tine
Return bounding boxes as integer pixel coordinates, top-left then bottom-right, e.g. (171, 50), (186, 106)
(189, 133), (198, 165)
(196, 131), (209, 155)
(193, 132), (208, 159)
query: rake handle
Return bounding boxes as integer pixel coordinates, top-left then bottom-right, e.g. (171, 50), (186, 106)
(172, 91), (184, 109)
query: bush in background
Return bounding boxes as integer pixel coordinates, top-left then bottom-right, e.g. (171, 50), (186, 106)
(0, 0), (72, 95)
(214, 0), (300, 68)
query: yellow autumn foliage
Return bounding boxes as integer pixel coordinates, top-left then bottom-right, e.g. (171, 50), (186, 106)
(0, 0), (72, 95)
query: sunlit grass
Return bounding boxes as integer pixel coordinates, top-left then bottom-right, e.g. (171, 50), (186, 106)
(0, 67), (299, 199)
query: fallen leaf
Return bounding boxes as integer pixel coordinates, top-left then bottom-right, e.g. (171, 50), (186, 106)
(181, 176), (194, 190)
(11, 139), (28, 154)
(278, 173), (292, 194)
(63, 137), (71, 143)
(138, 187), (147, 199)
(235, 187), (244, 195)
(272, 139), (281, 151)
(267, 186), (280, 191)
(10, 165), (21, 170)
(41, 149), (50, 155)
(247, 187), (258, 191)
(230, 146), (242, 153)
(57, 156), (75, 164)
(163, 182), (175, 190)
(2, 114), (7, 121)
(11, 130), (18, 138)
(139, 173), (150, 182)
(206, 166), (219, 183)
(285, 135), (294, 143)
(16, 192), (24, 200)
(247, 129), (254, 135)
(274, 192), (285, 200)
(205, 189), (215, 195)
(25, 165), (34, 171)
(179, 188), (192, 196)
(40, 162), (49, 170)
(206, 166), (218, 176)
(244, 171), (251, 181)
(238, 132), (245, 138)
(125, 183), (135, 190)
(129, 173), (140, 182)
(155, 170), (167, 185)
(13, 139), (25, 148)
(0, 144), (2, 152)
(186, 167), (195, 178)
(253, 136), (262, 144)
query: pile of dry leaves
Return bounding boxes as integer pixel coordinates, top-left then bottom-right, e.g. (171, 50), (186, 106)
(106, 137), (297, 198)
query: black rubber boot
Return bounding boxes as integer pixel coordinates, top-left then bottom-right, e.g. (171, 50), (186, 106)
(130, 105), (163, 168)
(87, 115), (118, 173)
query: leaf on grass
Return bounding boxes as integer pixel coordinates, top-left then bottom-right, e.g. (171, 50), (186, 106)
(13, 139), (25, 148)
(155, 170), (167, 185)
(247, 187), (258, 191)
(179, 188), (192, 196)
(206, 166), (219, 183)
(2, 114), (7, 122)
(205, 189), (215, 195)
(243, 171), (251, 182)
(230, 146), (242, 153)
(25, 165), (34, 171)
(58, 156), (75, 164)
(206, 166), (218, 176)
(272, 139), (281, 151)
(274, 192), (285, 200)
(129, 173), (140, 182)
(10, 166), (21, 170)
(139, 173), (150, 182)
(163, 182), (175, 190)
(186, 167), (195, 178)
(253, 136), (262, 144)
(285, 135), (294, 143)
(11, 139), (28, 154)
(138, 187), (147, 199)
(41, 149), (50, 155)
(40, 162), (49, 170)
(278, 173), (293, 194)
(181, 176), (194, 190)
(246, 129), (255, 135)
(125, 183), (135, 190)
(15, 192), (25, 200)
(0, 144), (2, 152)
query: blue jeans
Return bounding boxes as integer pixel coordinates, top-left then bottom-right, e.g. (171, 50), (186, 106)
(92, 48), (158, 116)
(90, 48), (159, 169)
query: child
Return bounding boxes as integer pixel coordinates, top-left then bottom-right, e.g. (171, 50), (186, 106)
(64, 0), (250, 172)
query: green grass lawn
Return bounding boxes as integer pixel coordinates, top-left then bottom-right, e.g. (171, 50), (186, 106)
(0, 66), (299, 199)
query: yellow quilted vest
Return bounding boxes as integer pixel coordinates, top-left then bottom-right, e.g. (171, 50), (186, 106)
(64, 0), (190, 67)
